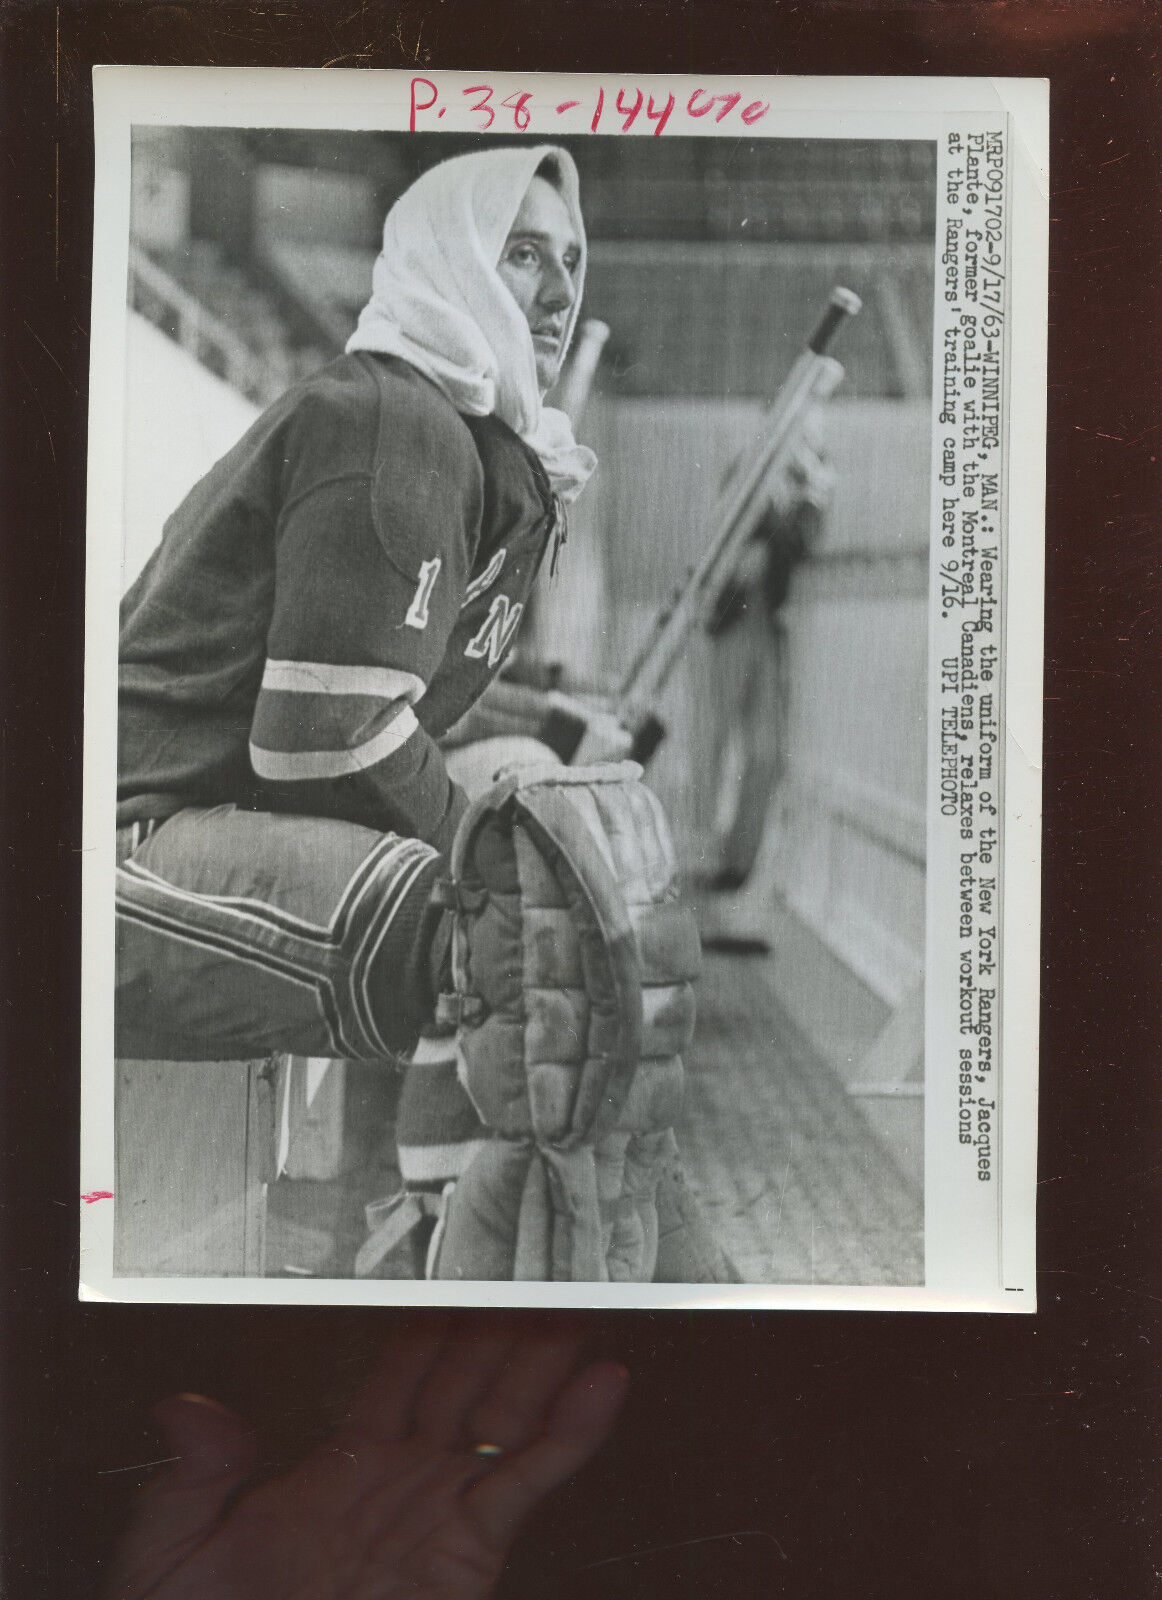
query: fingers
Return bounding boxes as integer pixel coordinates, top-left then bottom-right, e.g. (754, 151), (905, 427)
(466, 1335), (586, 1454)
(108, 1396), (258, 1597)
(467, 1360), (629, 1549)
(410, 1332), (519, 1447)
(572, 709), (634, 765)
(338, 1326), (605, 1471)
(150, 1393), (259, 1491)
(338, 1330), (449, 1447)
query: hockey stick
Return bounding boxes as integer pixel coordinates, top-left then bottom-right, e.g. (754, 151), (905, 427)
(540, 287), (861, 765)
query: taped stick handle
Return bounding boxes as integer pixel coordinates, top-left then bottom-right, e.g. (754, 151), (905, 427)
(808, 287), (863, 354)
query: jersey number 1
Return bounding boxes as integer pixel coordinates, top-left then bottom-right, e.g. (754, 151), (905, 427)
(405, 557), (442, 630)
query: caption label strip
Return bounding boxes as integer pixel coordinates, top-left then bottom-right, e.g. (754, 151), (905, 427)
(935, 129), (1006, 1186)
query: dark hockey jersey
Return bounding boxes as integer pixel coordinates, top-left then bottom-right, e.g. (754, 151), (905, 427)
(118, 353), (558, 855)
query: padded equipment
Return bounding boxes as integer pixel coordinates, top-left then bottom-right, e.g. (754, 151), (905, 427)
(429, 761), (732, 1283)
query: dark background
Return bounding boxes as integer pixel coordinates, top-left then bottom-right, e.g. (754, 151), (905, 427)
(2, 3), (1159, 1596)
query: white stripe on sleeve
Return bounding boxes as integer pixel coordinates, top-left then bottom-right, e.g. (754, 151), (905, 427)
(262, 659), (426, 703)
(250, 706), (421, 782)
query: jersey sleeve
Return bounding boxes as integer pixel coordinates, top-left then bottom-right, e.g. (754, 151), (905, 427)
(249, 414), (485, 853)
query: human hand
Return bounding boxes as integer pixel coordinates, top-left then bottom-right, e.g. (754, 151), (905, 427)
(784, 436), (835, 513)
(543, 692), (635, 765)
(108, 1329), (628, 1600)
(568, 709), (635, 765)
(780, 400), (835, 515)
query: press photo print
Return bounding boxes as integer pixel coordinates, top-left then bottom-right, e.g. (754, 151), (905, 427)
(80, 70), (1047, 1309)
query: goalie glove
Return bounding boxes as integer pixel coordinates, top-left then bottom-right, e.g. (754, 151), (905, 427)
(427, 761), (732, 1283)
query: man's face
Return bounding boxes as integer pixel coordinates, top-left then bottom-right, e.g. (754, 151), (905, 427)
(496, 175), (582, 394)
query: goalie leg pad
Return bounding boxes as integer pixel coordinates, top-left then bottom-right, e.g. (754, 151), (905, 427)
(431, 763), (713, 1282)
(430, 1140), (540, 1281)
(652, 1132), (742, 1284)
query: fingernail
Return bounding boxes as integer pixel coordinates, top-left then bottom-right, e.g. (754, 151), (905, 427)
(172, 1393), (234, 1413)
(592, 1363), (630, 1386)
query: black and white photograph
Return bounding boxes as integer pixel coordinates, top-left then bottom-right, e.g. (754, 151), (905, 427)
(80, 70), (1046, 1308)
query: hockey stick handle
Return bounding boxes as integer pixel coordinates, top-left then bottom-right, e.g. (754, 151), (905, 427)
(809, 286), (863, 354)
(613, 287), (860, 716)
(553, 318), (612, 425)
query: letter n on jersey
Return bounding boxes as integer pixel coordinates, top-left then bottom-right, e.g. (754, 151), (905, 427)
(464, 595), (524, 669)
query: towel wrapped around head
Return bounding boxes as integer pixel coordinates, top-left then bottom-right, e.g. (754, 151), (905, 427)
(347, 144), (596, 505)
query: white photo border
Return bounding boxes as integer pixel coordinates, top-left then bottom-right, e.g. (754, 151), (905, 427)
(81, 68), (1047, 1310)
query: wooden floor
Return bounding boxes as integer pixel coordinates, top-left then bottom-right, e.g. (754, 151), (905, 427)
(676, 951), (922, 1286)
(264, 949), (922, 1285)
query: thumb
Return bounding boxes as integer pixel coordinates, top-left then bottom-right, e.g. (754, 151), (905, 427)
(108, 1395), (258, 1598)
(150, 1392), (258, 1489)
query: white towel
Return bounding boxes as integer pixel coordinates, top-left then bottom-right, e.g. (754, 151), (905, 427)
(347, 144), (596, 504)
